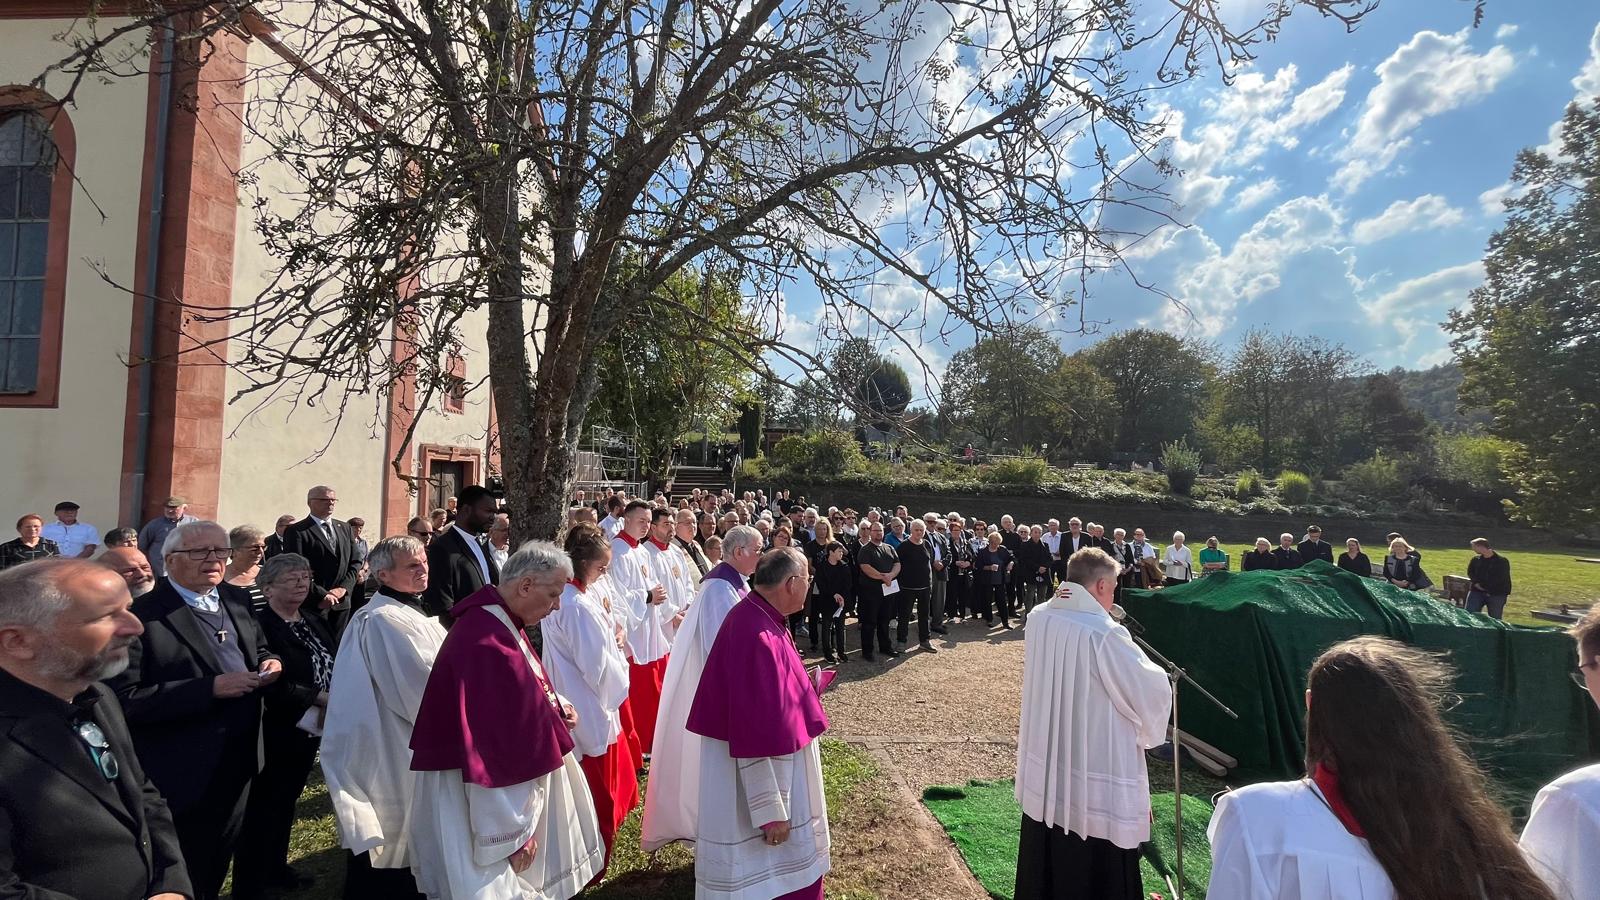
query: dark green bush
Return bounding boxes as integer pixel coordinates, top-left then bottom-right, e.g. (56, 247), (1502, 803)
(1278, 470), (1313, 504)
(1161, 439), (1201, 496)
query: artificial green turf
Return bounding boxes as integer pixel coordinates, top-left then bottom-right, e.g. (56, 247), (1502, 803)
(922, 780), (1213, 900)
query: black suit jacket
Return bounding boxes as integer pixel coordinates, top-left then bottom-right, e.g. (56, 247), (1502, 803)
(281, 516), (362, 613)
(1297, 540), (1335, 566)
(105, 580), (277, 814)
(1062, 532), (1097, 557)
(255, 609), (339, 735)
(0, 673), (192, 899)
(423, 526), (499, 619)
(1271, 546), (1303, 570)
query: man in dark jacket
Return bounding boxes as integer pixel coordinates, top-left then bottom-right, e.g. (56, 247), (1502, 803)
(422, 484), (501, 619)
(1271, 533), (1303, 570)
(108, 521), (282, 900)
(0, 559), (192, 900)
(1296, 525), (1334, 567)
(281, 485), (363, 633)
(1466, 538), (1513, 620)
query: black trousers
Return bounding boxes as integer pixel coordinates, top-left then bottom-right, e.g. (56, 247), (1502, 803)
(234, 724), (320, 892)
(947, 574), (970, 618)
(811, 593), (848, 658)
(174, 771), (252, 900)
(344, 850), (425, 900)
(974, 582), (1002, 622)
(898, 587), (931, 644)
(858, 590), (894, 657)
(1014, 815), (1142, 900)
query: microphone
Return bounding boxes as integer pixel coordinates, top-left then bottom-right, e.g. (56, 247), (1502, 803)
(1110, 603), (1145, 634)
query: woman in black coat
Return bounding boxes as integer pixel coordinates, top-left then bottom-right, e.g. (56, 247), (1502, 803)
(1383, 538), (1433, 591)
(233, 553), (337, 898)
(1241, 537), (1276, 572)
(973, 531), (1015, 627)
(814, 542), (854, 663)
(1338, 538), (1373, 578)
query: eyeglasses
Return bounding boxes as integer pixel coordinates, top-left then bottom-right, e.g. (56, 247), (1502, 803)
(179, 547), (232, 561)
(1576, 660), (1599, 689)
(410, 529), (434, 541)
(74, 721), (119, 781)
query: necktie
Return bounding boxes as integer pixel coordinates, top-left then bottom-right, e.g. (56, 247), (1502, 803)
(323, 521), (335, 543)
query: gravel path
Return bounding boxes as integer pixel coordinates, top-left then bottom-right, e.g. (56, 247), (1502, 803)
(806, 613), (1033, 900)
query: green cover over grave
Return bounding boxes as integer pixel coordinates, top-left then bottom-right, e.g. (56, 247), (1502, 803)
(1120, 561), (1600, 806)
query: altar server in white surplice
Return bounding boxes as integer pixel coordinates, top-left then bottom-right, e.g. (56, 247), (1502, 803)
(407, 545), (603, 900)
(610, 500), (674, 754)
(320, 535), (445, 898)
(1208, 636), (1559, 900)
(640, 524), (763, 852)
(644, 506), (697, 639)
(1522, 605), (1600, 900)
(686, 547), (830, 900)
(1014, 547), (1169, 900)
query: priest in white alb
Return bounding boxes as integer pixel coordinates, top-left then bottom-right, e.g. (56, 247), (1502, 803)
(407, 543), (604, 900)
(320, 535), (446, 899)
(685, 547), (831, 900)
(610, 499), (676, 755)
(1014, 546), (1170, 900)
(640, 524), (764, 852)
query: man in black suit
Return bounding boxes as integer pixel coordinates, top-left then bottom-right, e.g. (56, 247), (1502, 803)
(281, 485), (363, 633)
(1272, 533), (1304, 570)
(0, 559), (192, 900)
(263, 514), (296, 559)
(422, 484), (500, 619)
(1297, 525), (1334, 567)
(107, 521), (282, 900)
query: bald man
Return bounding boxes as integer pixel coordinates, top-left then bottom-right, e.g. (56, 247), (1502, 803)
(100, 546), (156, 598)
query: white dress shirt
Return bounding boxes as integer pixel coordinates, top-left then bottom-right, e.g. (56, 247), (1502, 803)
(42, 520), (98, 558)
(452, 524), (492, 583)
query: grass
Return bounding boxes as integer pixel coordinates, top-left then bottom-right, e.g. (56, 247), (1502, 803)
(1213, 541), (1597, 626)
(241, 738), (888, 900)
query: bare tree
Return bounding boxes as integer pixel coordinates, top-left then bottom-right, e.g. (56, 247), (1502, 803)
(41, 0), (1382, 539)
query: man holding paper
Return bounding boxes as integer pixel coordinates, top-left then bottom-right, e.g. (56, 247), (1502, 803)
(686, 547), (832, 899)
(855, 522), (900, 662)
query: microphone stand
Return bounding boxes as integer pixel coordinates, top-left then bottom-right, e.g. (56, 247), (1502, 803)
(1128, 626), (1237, 900)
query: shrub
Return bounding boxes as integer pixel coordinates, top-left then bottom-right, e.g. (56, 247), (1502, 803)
(980, 455), (1051, 486)
(1235, 469), (1263, 500)
(1277, 470), (1312, 504)
(1161, 439), (1202, 496)
(1342, 452), (1407, 498)
(767, 430), (867, 477)
(1432, 433), (1511, 493)
(738, 455), (770, 480)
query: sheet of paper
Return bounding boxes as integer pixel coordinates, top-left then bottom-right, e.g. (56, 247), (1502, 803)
(882, 579), (900, 596)
(296, 705), (324, 736)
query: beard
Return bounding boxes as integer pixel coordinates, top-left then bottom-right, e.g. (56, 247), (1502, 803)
(129, 578), (155, 598)
(39, 637), (136, 684)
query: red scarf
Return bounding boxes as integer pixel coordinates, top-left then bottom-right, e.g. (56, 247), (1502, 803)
(1312, 763), (1366, 838)
(648, 537), (670, 551)
(567, 577), (586, 591)
(617, 532), (640, 548)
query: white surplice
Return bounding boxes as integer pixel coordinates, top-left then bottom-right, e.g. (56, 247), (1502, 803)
(1014, 583), (1170, 849)
(645, 540), (697, 639)
(1522, 762), (1600, 900)
(695, 733), (830, 900)
(409, 605), (604, 900)
(640, 572), (745, 851)
(1207, 780), (1397, 899)
(542, 580), (631, 759)
(610, 536), (673, 664)
(320, 592), (448, 868)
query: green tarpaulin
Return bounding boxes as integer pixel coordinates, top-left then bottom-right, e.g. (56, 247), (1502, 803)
(1120, 561), (1600, 807)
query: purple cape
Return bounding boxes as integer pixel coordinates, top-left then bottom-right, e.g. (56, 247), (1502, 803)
(409, 585), (574, 788)
(685, 591), (828, 758)
(701, 561), (750, 599)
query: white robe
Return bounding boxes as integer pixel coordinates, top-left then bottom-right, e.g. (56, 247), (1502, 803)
(611, 536), (674, 664)
(694, 732), (830, 900)
(408, 604), (604, 900)
(640, 573), (745, 851)
(1522, 762), (1600, 900)
(542, 581), (631, 759)
(1207, 780), (1396, 899)
(645, 540), (697, 639)
(1014, 583), (1170, 849)
(320, 592), (447, 868)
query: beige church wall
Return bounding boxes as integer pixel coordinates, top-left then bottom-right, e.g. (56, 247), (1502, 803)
(0, 19), (150, 529)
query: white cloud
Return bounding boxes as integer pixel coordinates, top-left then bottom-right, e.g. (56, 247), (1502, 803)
(1476, 181), (1524, 217)
(1233, 178), (1281, 211)
(1333, 28), (1516, 193)
(1359, 260), (1484, 361)
(1538, 22), (1600, 156)
(1351, 194), (1466, 244)
(1494, 23), (1519, 41)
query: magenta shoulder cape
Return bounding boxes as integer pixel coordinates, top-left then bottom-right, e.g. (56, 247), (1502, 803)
(409, 585), (574, 787)
(701, 561), (749, 598)
(685, 592), (828, 758)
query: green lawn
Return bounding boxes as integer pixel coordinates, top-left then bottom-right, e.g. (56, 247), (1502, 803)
(241, 738), (887, 900)
(1215, 542), (1597, 626)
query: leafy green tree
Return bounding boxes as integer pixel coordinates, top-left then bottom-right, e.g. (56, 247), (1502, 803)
(591, 266), (753, 481)
(1447, 100), (1600, 529)
(1079, 330), (1214, 454)
(942, 327), (1068, 450)
(828, 338), (911, 428)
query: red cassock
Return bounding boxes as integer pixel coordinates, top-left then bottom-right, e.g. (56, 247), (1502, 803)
(616, 696), (645, 772)
(627, 655), (669, 753)
(578, 738), (639, 883)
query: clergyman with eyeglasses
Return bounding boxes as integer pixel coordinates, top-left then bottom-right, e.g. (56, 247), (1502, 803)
(0, 558), (191, 899)
(106, 520), (284, 900)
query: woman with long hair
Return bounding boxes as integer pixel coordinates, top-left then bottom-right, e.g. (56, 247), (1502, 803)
(1207, 636), (1557, 899)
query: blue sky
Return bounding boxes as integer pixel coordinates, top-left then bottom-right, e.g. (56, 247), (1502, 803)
(770, 1), (1600, 401)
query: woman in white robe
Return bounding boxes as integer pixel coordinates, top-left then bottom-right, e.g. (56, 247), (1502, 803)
(1207, 636), (1557, 900)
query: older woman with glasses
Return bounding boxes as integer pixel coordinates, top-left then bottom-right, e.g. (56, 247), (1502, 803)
(225, 525), (270, 612)
(233, 553), (338, 899)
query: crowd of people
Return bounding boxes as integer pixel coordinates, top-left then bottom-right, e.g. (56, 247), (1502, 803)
(0, 480), (1580, 900)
